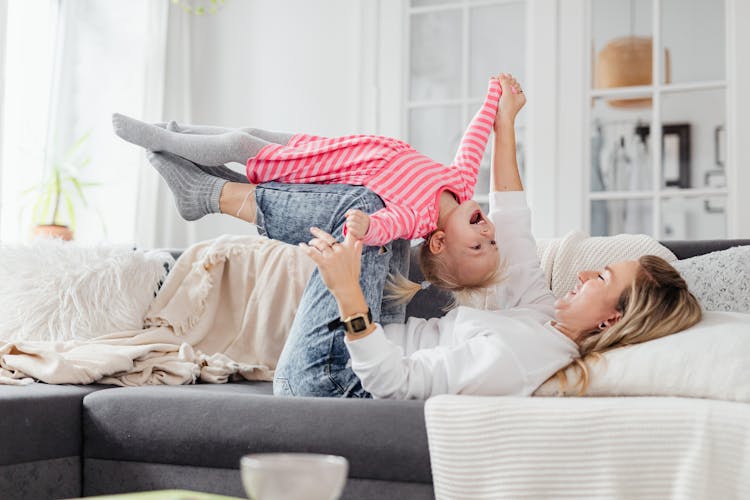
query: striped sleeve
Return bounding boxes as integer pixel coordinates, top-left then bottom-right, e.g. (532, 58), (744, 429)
(358, 204), (418, 246)
(450, 78), (502, 198)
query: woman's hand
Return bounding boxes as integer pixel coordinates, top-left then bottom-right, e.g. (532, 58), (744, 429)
(345, 209), (371, 239)
(493, 73), (526, 130)
(299, 227), (363, 300)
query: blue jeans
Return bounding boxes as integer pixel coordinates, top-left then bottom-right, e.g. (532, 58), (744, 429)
(253, 182), (409, 397)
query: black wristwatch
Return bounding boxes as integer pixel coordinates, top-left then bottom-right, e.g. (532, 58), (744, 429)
(327, 309), (372, 335)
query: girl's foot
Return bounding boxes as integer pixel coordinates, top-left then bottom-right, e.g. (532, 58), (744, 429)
(145, 150), (226, 221)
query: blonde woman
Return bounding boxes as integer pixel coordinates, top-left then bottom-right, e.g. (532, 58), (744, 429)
(300, 82), (702, 399)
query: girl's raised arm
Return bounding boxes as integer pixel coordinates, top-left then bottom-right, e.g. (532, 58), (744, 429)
(449, 78), (503, 196)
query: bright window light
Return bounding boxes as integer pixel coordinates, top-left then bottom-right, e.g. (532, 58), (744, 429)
(1, 0), (59, 242)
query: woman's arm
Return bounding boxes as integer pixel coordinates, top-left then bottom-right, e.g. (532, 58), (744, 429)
(491, 74), (526, 192)
(300, 227), (525, 399)
(486, 76), (553, 312)
(299, 227), (377, 339)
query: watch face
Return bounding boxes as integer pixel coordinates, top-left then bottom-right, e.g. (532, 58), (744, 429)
(350, 316), (368, 332)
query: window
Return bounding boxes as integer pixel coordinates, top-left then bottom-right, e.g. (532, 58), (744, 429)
(0, 0), (155, 244)
(405, 0), (527, 210)
(0, 0), (59, 242)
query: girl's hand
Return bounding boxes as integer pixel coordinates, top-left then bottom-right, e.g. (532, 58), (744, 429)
(493, 73), (526, 130)
(299, 227), (363, 299)
(345, 209), (370, 239)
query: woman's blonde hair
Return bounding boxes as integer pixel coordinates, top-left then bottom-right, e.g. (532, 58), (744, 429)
(384, 239), (505, 306)
(551, 255), (702, 395)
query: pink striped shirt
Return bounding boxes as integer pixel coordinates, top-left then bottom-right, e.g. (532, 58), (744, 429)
(246, 79), (502, 246)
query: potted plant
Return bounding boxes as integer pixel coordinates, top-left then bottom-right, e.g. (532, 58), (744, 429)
(23, 131), (102, 240)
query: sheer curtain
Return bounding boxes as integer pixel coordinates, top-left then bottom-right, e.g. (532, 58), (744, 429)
(135, 6), (197, 249)
(49, 0), (170, 245)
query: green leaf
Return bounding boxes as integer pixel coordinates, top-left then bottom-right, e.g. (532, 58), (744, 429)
(62, 131), (91, 164)
(63, 191), (76, 230)
(70, 178), (89, 207)
(21, 184), (43, 196)
(35, 188), (53, 225)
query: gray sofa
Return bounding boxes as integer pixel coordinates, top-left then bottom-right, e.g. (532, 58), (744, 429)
(2, 239), (749, 500)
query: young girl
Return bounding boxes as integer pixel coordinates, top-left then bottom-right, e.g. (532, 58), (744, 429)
(113, 75), (523, 296)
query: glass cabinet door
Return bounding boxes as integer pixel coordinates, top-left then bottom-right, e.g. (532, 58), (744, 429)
(588, 0), (728, 239)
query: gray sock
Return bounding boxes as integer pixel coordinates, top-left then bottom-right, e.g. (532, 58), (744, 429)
(239, 128), (294, 145)
(163, 120), (294, 145)
(154, 122), (250, 184)
(113, 113), (269, 166)
(145, 150), (226, 220)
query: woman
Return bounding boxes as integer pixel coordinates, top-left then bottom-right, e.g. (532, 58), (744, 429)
(293, 78), (702, 398)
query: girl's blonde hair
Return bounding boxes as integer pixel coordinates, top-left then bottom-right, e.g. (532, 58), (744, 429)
(384, 239), (505, 306)
(551, 255), (702, 395)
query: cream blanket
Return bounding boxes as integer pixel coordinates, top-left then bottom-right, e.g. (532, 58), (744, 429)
(0, 235), (314, 386)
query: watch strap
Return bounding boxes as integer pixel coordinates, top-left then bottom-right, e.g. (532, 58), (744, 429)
(327, 309), (372, 332)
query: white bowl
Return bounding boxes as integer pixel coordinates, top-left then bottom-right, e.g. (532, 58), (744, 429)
(240, 453), (348, 500)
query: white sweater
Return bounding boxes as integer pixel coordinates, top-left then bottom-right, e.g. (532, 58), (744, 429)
(345, 191), (580, 399)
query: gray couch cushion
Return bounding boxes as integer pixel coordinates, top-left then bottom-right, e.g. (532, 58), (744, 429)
(0, 384), (107, 466)
(83, 382), (431, 484)
(661, 239), (750, 260)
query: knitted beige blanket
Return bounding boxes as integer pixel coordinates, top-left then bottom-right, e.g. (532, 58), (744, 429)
(0, 235), (314, 386)
(536, 230), (676, 298)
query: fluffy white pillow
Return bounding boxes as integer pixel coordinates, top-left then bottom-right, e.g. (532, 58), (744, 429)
(534, 311), (750, 402)
(0, 238), (173, 342)
(672, 245), (750, 313)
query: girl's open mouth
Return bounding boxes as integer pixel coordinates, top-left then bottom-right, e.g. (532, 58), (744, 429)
(470, 210), (484, 224)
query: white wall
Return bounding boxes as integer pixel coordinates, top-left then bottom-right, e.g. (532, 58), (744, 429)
(167, 0), (367, 241)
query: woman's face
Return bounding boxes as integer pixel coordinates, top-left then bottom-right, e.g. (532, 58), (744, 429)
(554, 260), (641, 338)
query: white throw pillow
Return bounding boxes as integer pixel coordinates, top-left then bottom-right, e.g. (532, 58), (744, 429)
(534, 311), (750, 402)
(0, 238), (173, 342)
(672, 245), (750, 313)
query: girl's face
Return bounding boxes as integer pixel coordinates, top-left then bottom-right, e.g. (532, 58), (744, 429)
(439, 200), (499, 284)
(554, 260), (640, 340)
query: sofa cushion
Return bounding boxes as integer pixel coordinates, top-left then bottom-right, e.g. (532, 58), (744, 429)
(0, 241), (173, 342)
(672, 245), (750, 313)
(0, 383), (108, 465)
(82, 382), (431, 484)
